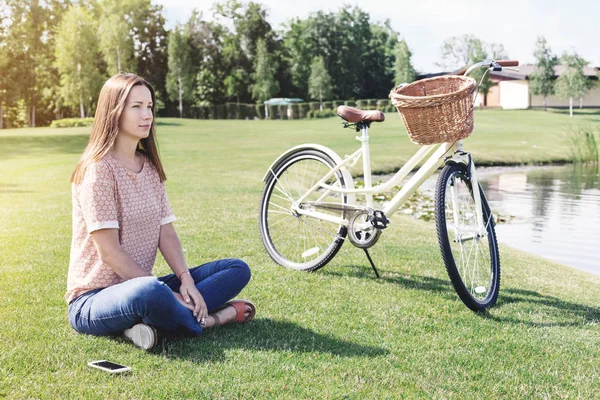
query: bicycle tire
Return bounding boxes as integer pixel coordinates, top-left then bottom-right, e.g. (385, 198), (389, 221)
(435, 163), (501, 311)
(259, 149), (348, 271)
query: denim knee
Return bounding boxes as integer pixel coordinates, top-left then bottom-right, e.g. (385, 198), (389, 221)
(129, 277), (175, 314)
(232, 259), (251, 286)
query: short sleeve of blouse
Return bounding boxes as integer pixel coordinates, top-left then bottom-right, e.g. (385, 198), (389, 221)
(77, 160), (119, 233)
(160, 182), (176, 225)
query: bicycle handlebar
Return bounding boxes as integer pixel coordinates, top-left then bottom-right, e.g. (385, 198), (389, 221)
(496, 60), (519, 67)
(464, 59), (519, 77)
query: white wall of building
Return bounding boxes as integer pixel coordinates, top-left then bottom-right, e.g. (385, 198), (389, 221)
(530, 84), (600, 108)
(499, 80), (530, 109)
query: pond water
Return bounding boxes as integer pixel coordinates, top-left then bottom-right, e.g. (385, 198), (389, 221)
(377, 163), (600, 275)
(476, 164), (600, 276)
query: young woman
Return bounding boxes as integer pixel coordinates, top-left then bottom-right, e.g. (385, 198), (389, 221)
(66, 73), (255, 350)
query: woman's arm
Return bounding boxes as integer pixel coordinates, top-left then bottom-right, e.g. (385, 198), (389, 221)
(91, 228), (151, 279)
(158, 222), (188, 279)
(159, 223), (207, 323)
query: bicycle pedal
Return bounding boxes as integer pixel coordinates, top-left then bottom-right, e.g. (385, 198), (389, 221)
(368, 210), (389, 229)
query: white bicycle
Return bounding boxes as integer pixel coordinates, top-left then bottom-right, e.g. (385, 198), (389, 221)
(259, 60), (519, 311)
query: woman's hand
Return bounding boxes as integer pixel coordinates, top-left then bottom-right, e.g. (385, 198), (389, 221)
(179, 275), (208, 324)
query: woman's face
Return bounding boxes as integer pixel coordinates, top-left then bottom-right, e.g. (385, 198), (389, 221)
(119, 85), (153, 140)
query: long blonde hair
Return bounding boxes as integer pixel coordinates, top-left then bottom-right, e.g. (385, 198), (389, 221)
(70, 73), (166, 184)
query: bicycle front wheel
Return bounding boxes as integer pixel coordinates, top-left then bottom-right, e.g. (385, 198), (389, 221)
(259, 149), (348, 271)
(435, 163), (501, 311)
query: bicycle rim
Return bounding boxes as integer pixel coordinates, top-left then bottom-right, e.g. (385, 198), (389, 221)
(259, 150), (347, 271)
(436, 164), (500, 311)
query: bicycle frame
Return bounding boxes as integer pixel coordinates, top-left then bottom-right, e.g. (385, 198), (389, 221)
(269, 60), (514, 237)
(288, 125), (486, 235)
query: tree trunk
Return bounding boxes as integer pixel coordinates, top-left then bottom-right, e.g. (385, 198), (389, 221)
(178, 74), (183, 118)
(569, 97), (573, 118)
(580, 98), (583, 110)
(80, 92), (85, 119)
(543, 97), (547, 112)
(117, 45), (121, 72)
(0, 101), (3, 129)
(320, 99), (323, 111)
(31, 104), (35, 127)
(26, 105), (31, 127)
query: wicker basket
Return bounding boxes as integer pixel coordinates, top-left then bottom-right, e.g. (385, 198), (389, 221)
(389, 75), (477, 145)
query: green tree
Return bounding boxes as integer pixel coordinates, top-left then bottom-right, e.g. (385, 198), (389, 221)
(224, 68), (247, 104)
(283, 6), (382, 100)
(394, 39), (416, 85)
(438, 34), (479, 71)
(556, 52), (591, 118)
(130, 0), (169, 104)
(251, 38), (278, 104)
(98, 0), (136, 75)
(362, 20), (398, 98)
(0, 9), (10, 129)
(529, 37), (558, 111)
(166, 25), (194, 118)
(308, 56), (333, 110)
(5, 0), (66, 127)
(55, 5), (104, 119)
(439, 35), (507, 106)
(468, 39), (491, 106)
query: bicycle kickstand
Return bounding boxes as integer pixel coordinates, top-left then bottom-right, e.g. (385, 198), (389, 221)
(363, 248), (380, 278)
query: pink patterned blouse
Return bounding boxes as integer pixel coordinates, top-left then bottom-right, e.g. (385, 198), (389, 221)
(66, 154), (176, 303)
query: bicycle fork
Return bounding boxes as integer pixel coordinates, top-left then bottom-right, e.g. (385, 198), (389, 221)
(447, 141), (488, 242)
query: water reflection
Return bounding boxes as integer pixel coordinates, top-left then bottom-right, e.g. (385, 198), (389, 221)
(478, 164), (600, 275)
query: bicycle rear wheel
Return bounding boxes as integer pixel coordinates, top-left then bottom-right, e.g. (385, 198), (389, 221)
(259, 149), (348, 271)
(435, 163), (500, 311)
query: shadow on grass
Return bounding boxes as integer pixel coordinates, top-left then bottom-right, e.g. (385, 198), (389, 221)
(155, 318), (389, 363)
(320, 264), (453, 296)
(482, 287), (600, 327)
(322, 265), (600, 327)
(0, 135), (89, 159)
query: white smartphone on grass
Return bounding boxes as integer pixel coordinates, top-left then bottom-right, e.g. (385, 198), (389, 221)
(88, 360), (131, 374)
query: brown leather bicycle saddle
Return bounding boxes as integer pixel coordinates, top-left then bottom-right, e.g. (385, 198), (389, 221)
(336, 105), (385, 123)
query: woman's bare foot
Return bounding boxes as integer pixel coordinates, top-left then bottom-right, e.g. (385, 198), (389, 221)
(202, 304), (254, 328)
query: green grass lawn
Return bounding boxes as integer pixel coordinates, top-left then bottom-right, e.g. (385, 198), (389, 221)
(1, 110), (600, 398)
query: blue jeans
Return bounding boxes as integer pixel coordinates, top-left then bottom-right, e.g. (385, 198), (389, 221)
(68, 258), (251, 336)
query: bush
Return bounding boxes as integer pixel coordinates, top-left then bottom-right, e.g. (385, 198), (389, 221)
(255, 104), (265, 119)
(356, 99), (369, 109)
(50, 118), (94, 128)
(333, 100), (344, 109)
(322, 101), (333, 110)
(308, 109), (337, 119)
(376, 99), (390, 110)
(290, 104), (300, 119)
(300, 103), (310, 119)
(225, 103), (239, 119)
(344, 100), (356, 107)
(308, 102), (320, 111)
(278, 105), (288, 120)
(368, 99), (378, 109)
(267, 104), (277, 120)
(243, 104), (258, 119)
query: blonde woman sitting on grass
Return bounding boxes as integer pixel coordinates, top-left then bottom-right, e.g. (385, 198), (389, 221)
(66, 73), (255, 350)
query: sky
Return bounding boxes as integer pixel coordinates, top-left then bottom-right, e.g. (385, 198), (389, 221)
(155, 0), (600, 74)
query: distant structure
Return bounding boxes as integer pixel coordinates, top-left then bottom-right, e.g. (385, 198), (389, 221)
(263, 98), (304, 119)
(429, 65), (600, 109)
